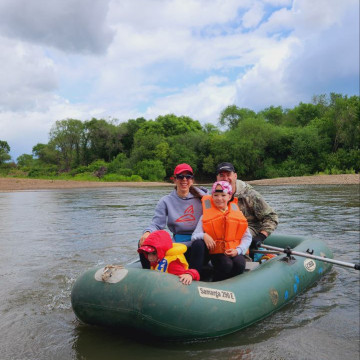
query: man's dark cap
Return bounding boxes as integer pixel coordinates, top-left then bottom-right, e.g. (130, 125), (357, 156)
(216, 162), (235, 174)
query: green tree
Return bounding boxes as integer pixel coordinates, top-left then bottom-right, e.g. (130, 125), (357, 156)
(322, 148), (360, 173)
(259, 106), (285, 126)
(219, 105), (257, 130)
(166, 132), (206, 177)
(289, 126), (327, 174)
(129, 115), (202, 170)
(16, 154), (34, 167)
(134, 159), (166, 181)
(263, 126), (295, 164)
(32, 143), (59, 164)
(206, 133), (233, 173)
(13, 93), (359, 181)
(202, 123), (220, 134)
(118, 117), (146, 156)
(130, 133), (166, 164)
(225, 118), (271, 178)
(107, 153), (130, 174)
(326, 94), (360, 151)
(154, 142), (170, 163)
(284, 102), (322, 127)
(202, 154), (215, 174)
(0, 140), (11, 164)
(155, 114), (202, 136)
(83, 118), (123, 164)
(135, 114), (202, 138)
(49, 119), (84, 169)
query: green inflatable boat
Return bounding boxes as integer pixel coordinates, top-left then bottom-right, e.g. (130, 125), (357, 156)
(71, 234), (333, 340)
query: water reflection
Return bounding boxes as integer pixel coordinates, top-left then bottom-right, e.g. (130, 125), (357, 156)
(72, 323), (257, 360)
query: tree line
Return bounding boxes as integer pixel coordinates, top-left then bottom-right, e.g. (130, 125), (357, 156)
(1, 93), (359, 182)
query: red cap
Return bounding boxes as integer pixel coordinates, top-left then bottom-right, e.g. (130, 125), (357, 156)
(137, 245), (156, 254)
(173, 163), (193, 175)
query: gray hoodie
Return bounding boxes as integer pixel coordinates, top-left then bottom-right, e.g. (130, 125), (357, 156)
(144, 187), (207, 246)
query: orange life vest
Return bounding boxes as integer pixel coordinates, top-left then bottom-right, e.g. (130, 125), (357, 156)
(202, 195), (248, 254)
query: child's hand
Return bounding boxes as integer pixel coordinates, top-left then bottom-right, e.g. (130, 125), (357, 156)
(179, 273), (193, 285)
(225, 249), (238, 257)
(139, 231), (150, 246)
(204, 233), (216, 251)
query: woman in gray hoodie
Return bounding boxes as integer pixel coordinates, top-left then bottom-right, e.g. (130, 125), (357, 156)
(139, 163), (207, 269)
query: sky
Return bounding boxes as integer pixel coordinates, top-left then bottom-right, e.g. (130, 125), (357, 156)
(0, 0), (359, 161)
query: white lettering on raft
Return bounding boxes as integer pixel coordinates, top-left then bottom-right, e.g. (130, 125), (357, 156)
(197, 286), (236, 303)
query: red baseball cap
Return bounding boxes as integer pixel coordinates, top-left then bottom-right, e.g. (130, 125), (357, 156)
(137, 245), (156, 254)
(173, 163), (193, 175)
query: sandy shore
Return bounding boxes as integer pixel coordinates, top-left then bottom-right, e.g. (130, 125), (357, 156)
(0, 177), (174, 192)
(0, 174), (358, 192)
(247, 174), (359, 186)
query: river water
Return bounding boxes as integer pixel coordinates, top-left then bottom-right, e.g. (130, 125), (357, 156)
(0, 184), (359, 360)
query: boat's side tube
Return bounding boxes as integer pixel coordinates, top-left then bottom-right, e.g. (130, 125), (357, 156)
(71, 236), (333, 339)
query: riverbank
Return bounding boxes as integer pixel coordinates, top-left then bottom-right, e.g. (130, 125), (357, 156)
(247, 174), (359, 186)
(0, 174), (358, 192)
(0, 177), (173, 192)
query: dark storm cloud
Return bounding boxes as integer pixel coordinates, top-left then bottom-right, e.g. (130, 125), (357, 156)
(0, 0), (115, 54)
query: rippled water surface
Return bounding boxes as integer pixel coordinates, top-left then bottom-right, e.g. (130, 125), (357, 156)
(0, 185), (359, 360)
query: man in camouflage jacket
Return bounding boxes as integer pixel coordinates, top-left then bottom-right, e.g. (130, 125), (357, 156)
(216, 162), (278, 249)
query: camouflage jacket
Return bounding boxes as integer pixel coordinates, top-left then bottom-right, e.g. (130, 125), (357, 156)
(233, 180), (278, 237)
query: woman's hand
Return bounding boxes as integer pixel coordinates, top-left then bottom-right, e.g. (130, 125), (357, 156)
(203, 233), (216, 251)
(139, 231), (150, 246)
(179, 273), (193, 285)
(225, 249), (238, 257)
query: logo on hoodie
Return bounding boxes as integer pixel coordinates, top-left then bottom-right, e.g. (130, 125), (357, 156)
(175, 205), (196, 223)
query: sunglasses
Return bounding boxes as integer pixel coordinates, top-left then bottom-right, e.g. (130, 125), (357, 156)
(175, 174), (194, 180)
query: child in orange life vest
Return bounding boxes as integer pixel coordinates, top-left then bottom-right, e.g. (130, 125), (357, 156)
(137, 230), (200, 285)
(191, 181), (252, 281)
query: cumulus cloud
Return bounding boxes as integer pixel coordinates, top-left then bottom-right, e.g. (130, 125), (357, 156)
(242, 2), (265, 29)
(0, 36), (58, 112)
(0, 0), (114, 54)
(0, 95), (103, 161)
(235, 0), (359, 109)
(235, 37), (301, 109)
(144, 76), (236, 123)
(108, 0), (246, 30)
(285, 6), (359, 94)
(0, 0), (358, 161)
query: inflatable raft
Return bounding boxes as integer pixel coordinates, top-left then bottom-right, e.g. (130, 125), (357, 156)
(71, 234), (333, 340)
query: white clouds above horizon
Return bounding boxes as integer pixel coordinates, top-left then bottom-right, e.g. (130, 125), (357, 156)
(0, 0), (358, 160)
(0, 0), (114, 54)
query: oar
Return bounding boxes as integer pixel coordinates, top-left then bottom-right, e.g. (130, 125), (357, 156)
(260, 244), (360, 270)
